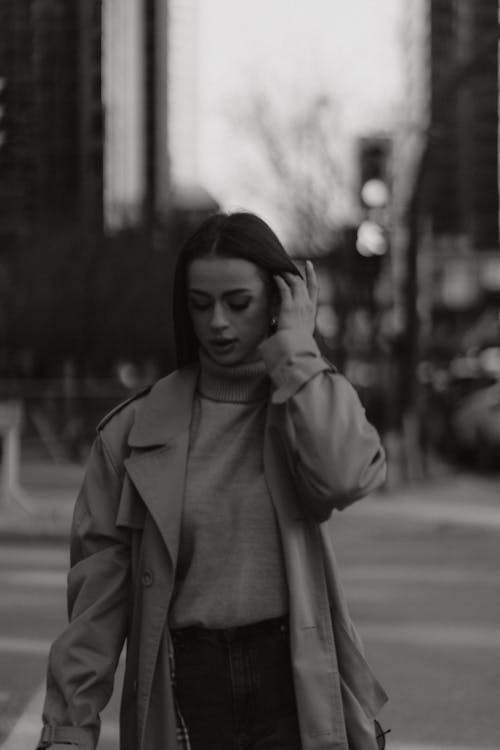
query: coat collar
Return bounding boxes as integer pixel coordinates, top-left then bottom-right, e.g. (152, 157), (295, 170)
(127, 364), (199, 448)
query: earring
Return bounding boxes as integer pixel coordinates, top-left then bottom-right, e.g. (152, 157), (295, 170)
(270, 315), (278, 332)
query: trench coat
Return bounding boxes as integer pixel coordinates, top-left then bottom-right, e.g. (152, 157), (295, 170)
(38, 331), (388, 750)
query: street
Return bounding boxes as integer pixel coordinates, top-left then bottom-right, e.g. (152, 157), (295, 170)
(1, 476), (500, 750)
(332, 490), (500, 748)
(0, 541), (123, 750)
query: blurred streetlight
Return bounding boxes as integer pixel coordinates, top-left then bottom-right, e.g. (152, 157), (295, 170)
(360, 178), (389, 209)
(356, 219), (388, 257)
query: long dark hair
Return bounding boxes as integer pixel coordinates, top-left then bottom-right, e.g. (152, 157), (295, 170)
(172, 211), (301, 367)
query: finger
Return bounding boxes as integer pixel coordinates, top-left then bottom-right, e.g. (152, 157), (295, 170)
(274, 274), (292, 300)
(282, 271), (306, 296)
(282, 271), (303, 285)
(305, 260), (319, 303)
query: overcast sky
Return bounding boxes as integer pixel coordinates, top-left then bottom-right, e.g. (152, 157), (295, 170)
(195, 1), (404, 232)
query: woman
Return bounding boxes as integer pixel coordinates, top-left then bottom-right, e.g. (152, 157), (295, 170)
(37, 212), (388, 750)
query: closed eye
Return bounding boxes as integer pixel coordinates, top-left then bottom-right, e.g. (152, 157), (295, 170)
(189, 301), (212, 311)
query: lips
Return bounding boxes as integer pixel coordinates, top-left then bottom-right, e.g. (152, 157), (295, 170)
(209, 339), (237, 354)
(210, 338), (236, 347)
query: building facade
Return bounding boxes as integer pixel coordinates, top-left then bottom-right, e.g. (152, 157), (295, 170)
(103, 0), (177, 231)
(0, 0), (103, 246)
(1, 0), (173, 239)
(0, 0), (34, 250)
(168, 0), (199, 189)
(396, 0), (499, 328)
(102, 0), (147, 229)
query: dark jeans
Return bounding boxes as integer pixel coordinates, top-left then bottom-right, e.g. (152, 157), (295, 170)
(171, 615), (303, 750)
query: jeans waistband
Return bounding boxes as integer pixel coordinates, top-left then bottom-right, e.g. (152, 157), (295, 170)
(171, 614), (289, 644)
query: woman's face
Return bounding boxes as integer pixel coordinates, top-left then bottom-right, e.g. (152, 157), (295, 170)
(187, 256), (273, 366)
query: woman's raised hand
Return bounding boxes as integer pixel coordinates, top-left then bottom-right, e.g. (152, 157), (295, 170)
(273, 260), (319, 336)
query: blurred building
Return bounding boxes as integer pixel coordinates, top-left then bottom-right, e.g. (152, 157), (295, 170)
(103, 0), (214, 232)
(0, 0), (174, 239)
(0, 0), (219, 381)
(396, 0), (500, 334)
(102, 0), (146, 229)
(0, 0), (103, 246)
(0, 0), (33, 251)
(103, 0), (170, 230)
(168, 0), (199, 189)
(1, 0), (214, 237)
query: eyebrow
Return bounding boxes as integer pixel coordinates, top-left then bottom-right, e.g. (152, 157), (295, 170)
(188, 288), (253, 298)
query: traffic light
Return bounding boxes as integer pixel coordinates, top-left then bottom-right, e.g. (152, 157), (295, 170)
(358, 136), (391, 209)
(356, 135), (392, 257)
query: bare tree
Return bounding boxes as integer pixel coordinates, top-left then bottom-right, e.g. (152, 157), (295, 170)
(230, 90), (348, 255)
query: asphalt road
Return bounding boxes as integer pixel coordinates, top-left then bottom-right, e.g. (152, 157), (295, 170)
(1, 483), (499, 750)
(0, 541), (123, 750)
(331, 497), (500, 749)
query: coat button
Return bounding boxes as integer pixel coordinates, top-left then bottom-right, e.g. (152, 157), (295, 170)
(141, 569), (153, 587)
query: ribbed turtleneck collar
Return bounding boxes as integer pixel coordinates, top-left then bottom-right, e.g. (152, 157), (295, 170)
(197, 348), (269, 403)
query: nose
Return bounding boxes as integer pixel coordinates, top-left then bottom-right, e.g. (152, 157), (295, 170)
(210, 302), (229, 331)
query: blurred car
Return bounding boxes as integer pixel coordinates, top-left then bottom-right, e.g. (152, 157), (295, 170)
(451, 381), (500, 468)
(419, 347), (500, 470)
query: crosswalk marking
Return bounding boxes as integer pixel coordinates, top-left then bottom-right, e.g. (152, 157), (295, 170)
(0, 637), (52, 656)
(1, 684), (46, 750)
(0, 547), (67, 568)
(0, 571), (66, 588)
(362, 622), (500, 649)
(354, 497), (500, 530)
(1, 563), (498, 590)
(343, 564), (500, 586)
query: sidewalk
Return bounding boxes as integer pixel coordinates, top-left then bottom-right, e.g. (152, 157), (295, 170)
(0, 460), (499, 542)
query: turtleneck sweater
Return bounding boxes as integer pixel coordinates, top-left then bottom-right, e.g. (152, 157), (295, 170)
(168, 349), (289, 629)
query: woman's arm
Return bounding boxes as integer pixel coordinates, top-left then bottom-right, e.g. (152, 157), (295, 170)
(261, 329), (386, 521)
(260, 262), (386, 522)
(38, 434), (131, 750)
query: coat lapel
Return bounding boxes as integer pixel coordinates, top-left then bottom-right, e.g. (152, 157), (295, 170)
(123, 365), (198, 567)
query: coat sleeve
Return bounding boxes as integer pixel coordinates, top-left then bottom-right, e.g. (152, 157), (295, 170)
(38, 433), (131, 750)
(259, 330), (386, 522)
